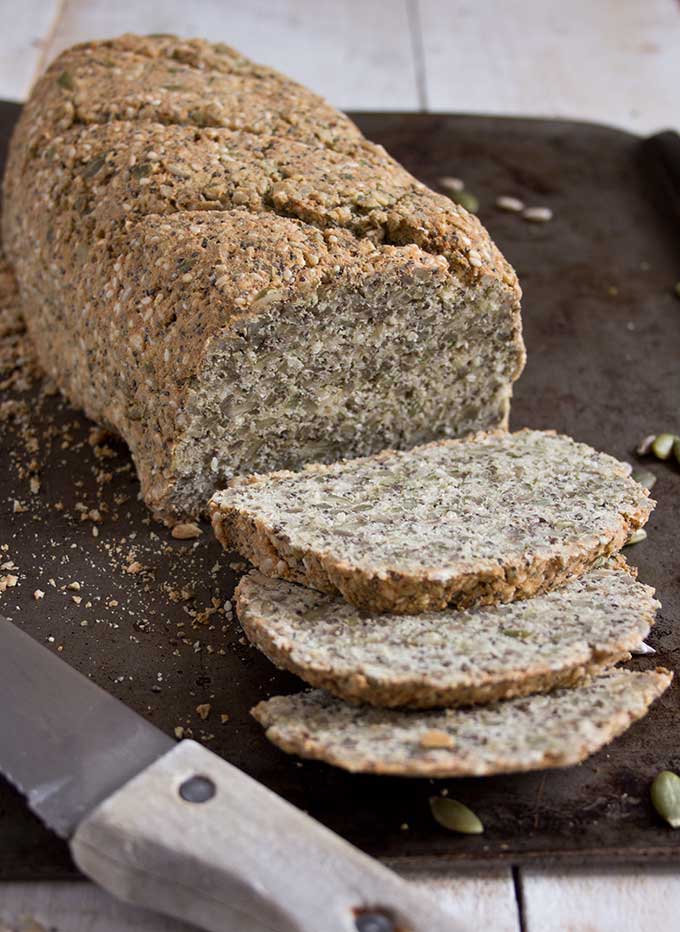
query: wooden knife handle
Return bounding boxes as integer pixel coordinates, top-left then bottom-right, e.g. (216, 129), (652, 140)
(71, 740), (460, 932)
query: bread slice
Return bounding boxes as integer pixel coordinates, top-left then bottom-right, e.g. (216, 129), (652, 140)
(211, 430), (653, 613)
(235, 564), (658, 708)
(251, 668), (671, 777)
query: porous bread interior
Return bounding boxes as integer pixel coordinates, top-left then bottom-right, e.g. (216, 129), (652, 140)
(169, 273), (514, 516)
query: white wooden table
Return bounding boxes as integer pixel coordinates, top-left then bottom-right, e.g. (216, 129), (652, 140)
(1, 2), (679, 930)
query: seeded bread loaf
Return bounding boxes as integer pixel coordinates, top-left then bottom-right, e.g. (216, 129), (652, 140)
(211, 430), (653, 613)
(235, 564), (658, 708)
(251, 668), (672, 777)
(3, 34), (524, 523)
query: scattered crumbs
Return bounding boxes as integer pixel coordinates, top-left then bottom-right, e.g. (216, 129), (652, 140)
(196, 703), (211, 720)
(126, 561), (144, 574)
(33, 589), (45, 601)
(72, 595), (82, 605)
(0, 574), (19, 592)
(172, 522), (202, 540)
(29, 476), (41, 494)
(174, 726), (185, 739)
(220, 712), (230, 724)
(66, 580), (80, 591)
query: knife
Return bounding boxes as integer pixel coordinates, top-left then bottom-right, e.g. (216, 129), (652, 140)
(0, 616), (460, 932)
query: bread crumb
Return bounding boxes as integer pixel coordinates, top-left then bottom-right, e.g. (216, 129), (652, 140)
(196, 703), (211, 720)
(172, 523), (202, 540)
(33, 589), (45, 600)
(126, 561), (143, 574)
(220, 713), (230, 724)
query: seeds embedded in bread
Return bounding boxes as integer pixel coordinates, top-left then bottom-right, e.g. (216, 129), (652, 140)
(235, 564), (659, 708)
(211, 429), (654, 613)
(251, 668), (672, 777)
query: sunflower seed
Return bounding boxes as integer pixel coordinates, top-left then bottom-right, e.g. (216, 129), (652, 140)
(625, 528), (647, 546)
(496, 195), (525, 212)
(631, 642), (656, 655)
(430, 797), (483, 835)
(651, 433), (677, 460)
(438, 176), (464, 193)
(523, 206), (553, 223)
(651, 770), (680, 828)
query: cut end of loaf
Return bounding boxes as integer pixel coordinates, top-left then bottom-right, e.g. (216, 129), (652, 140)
(165, 257), (521, 521)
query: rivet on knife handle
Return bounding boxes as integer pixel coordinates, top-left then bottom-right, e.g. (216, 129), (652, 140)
(70, 740), (461, 932)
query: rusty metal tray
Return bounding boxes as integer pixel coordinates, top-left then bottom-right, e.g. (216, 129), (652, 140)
(1, 103), (679, 879)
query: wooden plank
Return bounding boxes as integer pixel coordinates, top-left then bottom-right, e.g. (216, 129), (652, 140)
(38, 0), (420, 110)
(418, 0), (680, 134)
(0, 0), (62, 102)
(401, 866), (520, 932)
(0, 871), (521, 931)
(0, 881), (193, 931)
(521, 866), (680, 932)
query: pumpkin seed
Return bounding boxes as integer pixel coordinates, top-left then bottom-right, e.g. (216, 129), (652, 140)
(651, 770), (680, 828)
(429, 797), (483, 835)
(636, 434), (656, 456)
(130, 162), (152, 179)
(631, 468), (657, 491)
(449, 190), (479, 214)
(81, 155), (106, 179)
(503, 628), (531, 639)
(651, 433), (677, 460)
(57, 70), (74, 91)
(625, 528), (647, 546)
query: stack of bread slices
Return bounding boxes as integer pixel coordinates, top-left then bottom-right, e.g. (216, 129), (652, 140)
(210, 429), (671, 777)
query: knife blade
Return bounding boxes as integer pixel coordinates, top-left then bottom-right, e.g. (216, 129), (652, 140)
(0, 617), (461, 932)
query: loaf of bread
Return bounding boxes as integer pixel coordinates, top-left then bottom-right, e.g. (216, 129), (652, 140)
(3, 34), (524, 523)
(211, 429), (653, 613)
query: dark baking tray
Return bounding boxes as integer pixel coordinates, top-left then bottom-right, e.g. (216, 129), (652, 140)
(1, 102), (679, 880)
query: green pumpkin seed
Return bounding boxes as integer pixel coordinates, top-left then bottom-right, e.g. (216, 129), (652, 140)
(674, 437), (680, 466)
(651, 771), (680, 828)
(651, 433), (677, 460)
(57, 70), (74, 91)
(81, 155), (106, 178)
(449, 190), (479, 214)
(429, 797), (483, 835)
(130, 162), (152, 179)
(625, 528), (647, 546)
(503, 628), (531, 640)
(631, 469), (657, 491)
(636, 434), (656, 456)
